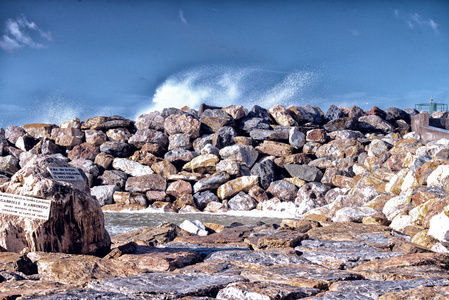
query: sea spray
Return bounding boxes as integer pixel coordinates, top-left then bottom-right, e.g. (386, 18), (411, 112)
(137, 65), (318, 118)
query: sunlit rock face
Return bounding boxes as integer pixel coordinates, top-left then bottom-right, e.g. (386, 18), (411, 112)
(0, 155), (110, 255)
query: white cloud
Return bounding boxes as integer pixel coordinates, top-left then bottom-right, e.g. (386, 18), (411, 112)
(394, 10), (439, 33)
(179, 10), (188, 25)
(0, 14), (53, 53)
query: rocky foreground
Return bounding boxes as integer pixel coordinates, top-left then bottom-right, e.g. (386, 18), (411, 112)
(2, 103), (449, 298)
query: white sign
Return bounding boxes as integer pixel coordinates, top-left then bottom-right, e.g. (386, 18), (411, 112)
(0, 192), (51, 220)
(48, 167), (84, 181)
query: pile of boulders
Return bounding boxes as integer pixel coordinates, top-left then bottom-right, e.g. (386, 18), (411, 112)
(2, 103), (449, 252)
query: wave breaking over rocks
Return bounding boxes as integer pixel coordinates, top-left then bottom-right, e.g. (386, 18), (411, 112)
(2, 103), (449, 298)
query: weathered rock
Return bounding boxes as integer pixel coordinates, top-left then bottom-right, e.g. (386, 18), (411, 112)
(165, 149), (198, 164)
(97, 170), (128, 189)
(251, 158), (276, 190)
(256, 140), (293, 157)
(112, 158), (153, 177)
(128, 129), (169, 149)
(167, 180), (192, 198)
(183, 154), (220, 174)
(88, 272), (245, 299)
(125, 174), (166, 193)
(100, 141), (131, 157)
(193, 172), (230, 193)
(81, 116), (132, 130)
(5, 125), (27, 144)
(295, 182), (330, 214)
(227, 192), (257, 211)
(165, 114), (201, 138)
(316, 138), (364, 160)
(268, 104), (297, 126)
(250, 128), (288, 142)
(237, 117), (271, 134)
(68, 143), (100, 161)
(212, 126), (236, 148)
(216, 281), (318, 300)
(85, 130), (107, 146)
(358, 115), (395, 133)
(285, 164), (323, 182)
(306, 129), (327, 143)
(106, 128), (132, 143)
(113, 191), (147, 206)
(194, 190), (220, 210)
(219, 144), (259, 168)
(325, 104), (344, 120)
(266, 180), (298, 202)
(135, 111), (165, 131)
(0, 155), (19, 176)
(200, 109), (234, 133)
(217, 176), (259, 200)
(91, 185), (120, 206)
(168, 133), (192, 150)
(222, 105), (246, 120)
(2, 155), (110, 255)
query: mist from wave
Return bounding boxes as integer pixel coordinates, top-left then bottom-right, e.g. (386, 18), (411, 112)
(137, 65), (318, 117)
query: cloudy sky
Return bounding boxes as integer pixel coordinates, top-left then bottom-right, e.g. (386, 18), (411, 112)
(0, 0), (448, 127)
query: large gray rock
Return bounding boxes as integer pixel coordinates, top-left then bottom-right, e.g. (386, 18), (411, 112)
(212, 126), (237, 148)
(97, 170), (128, 189)
(358, 115), (395, 133)
(219, 145), (259, 168)
(266, 180), (298, 202)
(125, 174), (166, 193)
(289, 127), (306, 149)
(193, 172), (230, 193)
(88, 273), (246, 299)
(193, 190), (220, 210)
(128, 129), (169, 149)
(205, 249), (312, 266)
(135, 111), (165, 131)
(99, 141), (131, 157)
(328, 278), (449, 299)
(284, 164), (323, 182)
(2, 155), (110, 255)
(237, 117), (271, 134)
(164, 114), (201, 139)
(200, 109), (234, 133)
(251, 158), (276, 190)
(227, 192), (257, 211)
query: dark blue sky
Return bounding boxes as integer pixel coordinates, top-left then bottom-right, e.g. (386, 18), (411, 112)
(0, 0), (448, 127)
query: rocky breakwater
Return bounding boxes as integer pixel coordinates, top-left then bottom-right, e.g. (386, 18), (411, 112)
(3, 103), (449, 297)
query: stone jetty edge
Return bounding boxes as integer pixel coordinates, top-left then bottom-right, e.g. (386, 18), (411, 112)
(1, 103), (449, 298)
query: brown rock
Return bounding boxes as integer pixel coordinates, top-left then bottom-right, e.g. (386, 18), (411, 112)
(113, 191), (147, 206)
(130, 149), (159, 166)
(81, 115), (132, 130)
(268, 104), (297, 126)
(52, 127), (84, 148)
(22, 123), (55, 139)
(385, 154), (406, 172)
(128, 129), (169, 149)
(217, 176), (259, 199)
(125, 174), (166, 193)
(167, 180), (192, 198)
(415, 160), (447, 185)
(248, 185), (269, 203)
(182, 154), (220, 173)
(256, 140), (293, 157)
(151, 160), (178, 178)
(315, 138), (364, 160)
(111, 223), (184, 246)
(2, 155), (110, 255)
(174, 194), (196, 209)
(94, 152), (114, 170)
(164, 114), (200, 139)
(280, 219), (320, 232)
(222, 105), (246, 120)
(332, 175), (355, 189)
(245, 231), (308, 249)
(68, 143), (99, 161)
(106, 128), (132, 143)
(306, 129), (327, 143)
(352, 252), (449, 280)
(85, 129), (107, 146)
(0, 252), (37, 275)
(366, 106), (387, 119)
(274, 153), (311, 168)
(379, 286), (449, 300)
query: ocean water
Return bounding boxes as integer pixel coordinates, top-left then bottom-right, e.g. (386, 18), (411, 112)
(104, 209), (289, 237)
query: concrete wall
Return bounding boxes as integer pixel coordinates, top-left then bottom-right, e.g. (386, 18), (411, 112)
(411, 112), (449, 142)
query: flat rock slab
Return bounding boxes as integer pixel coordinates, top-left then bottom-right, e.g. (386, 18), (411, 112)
(295, 240), (404, 269)
(378, 285), (449, 299)
(27, 289), (137, 300)
(305, 292), (373, 299)
(205, 249), (312, 267)
(329, 278), (449, 299)
(0, 280), (76, 300)
(307, 222), (392, 242)
(245, 230), (309, 249)
(241, 263), (363, 290)
(88, 273), (246, 299)
(157, 242), (250, 258)
(216, 281), (320, 299)
(352, 252), (449, 280)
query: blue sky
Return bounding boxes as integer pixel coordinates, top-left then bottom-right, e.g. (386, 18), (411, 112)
(0, 0), (448, 127)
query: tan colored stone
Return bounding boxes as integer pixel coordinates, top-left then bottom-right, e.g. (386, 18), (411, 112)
(151, 160), (178, 178)
(248, 185), (269, 202)
(22, 123), (55, 139)
(164, 114), (200, 139)
(182, 154), (219, 173)
(222, 105), (246, 120)
(94, 152), (114, 170)
(411, 230), (438, 249)
(379, 285), (449, 300)
(268, 104), (297, 126)
(217, 176), (259, 199)
(280, 219), (320, 232)
(233, 136), (253, 145)
(284, 177), (306, 188)
(389, 138), (421, 155)
(130, 150), (159, 166)
(256, 140), (293, 157)
(332, 175), (355, 189)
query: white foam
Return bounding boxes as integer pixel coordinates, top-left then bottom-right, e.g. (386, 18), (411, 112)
(136, 65), (317, 117)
